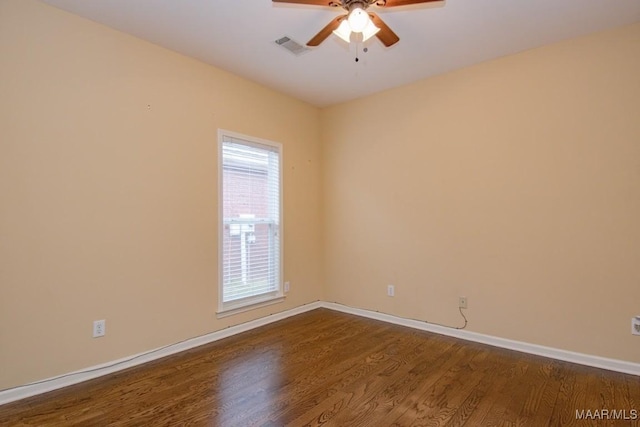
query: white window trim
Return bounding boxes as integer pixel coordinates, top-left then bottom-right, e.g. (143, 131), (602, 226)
(216, 129), (284, 317)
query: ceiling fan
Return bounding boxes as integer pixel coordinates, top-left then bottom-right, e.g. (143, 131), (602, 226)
(273, 0), (442, 47)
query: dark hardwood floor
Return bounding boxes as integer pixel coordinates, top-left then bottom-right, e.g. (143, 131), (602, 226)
(1, 308), (638, 426)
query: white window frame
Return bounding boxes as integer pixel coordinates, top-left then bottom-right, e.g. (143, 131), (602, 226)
(217, 129), (284, 317)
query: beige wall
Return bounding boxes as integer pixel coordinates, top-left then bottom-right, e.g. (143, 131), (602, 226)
(322, 23), (640, 363)
(0, 0), (323, 390)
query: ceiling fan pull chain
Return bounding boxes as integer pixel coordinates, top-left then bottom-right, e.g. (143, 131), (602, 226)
(354, 32), (363, 62)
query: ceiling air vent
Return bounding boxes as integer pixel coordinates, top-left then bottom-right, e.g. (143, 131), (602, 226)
(275, 36), (309, 56)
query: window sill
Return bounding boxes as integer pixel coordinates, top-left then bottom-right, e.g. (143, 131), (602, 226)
(216, 295), (286, 319)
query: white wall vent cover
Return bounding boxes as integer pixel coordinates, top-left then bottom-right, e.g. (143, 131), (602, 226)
(275, 36), (309, 56)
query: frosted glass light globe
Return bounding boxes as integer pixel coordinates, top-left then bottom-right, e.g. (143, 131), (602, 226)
(348, 7), (369, 33)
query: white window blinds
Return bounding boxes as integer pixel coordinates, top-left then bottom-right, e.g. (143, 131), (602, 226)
(219, 133), (282, 309)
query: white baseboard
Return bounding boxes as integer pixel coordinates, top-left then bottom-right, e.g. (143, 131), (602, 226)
(0, 301), (323, 406)
(322, 301), (640, 377)
(2, 299), (638, 406)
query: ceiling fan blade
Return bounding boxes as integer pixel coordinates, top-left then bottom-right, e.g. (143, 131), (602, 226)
(369, 13), (399, 47)
(375, 0), (441, 6)
(272, 0), (341, 7)
(307, 15), (345, 46)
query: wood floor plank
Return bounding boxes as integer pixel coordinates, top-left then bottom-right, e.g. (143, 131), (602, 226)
(224, 331), (397, 425)
(309, 334), (459, 426)
(452, 353), (528, 427)
(348, 341), (472, 426)
(476, 359), (531, 426)
(0, 308), (637, 426)
(526, 362), (564, 426)
(390, 348), (491, 426)
(255, 322), (404, 424)
(549, 363), (596, 427)
(331, 338), (461, 425)
(626, 375), (640, 427)
(494, 355), (555, 426)
(279, 330), (434, 425)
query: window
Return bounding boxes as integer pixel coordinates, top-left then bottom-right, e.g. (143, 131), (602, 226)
(218, 130), (283, 315)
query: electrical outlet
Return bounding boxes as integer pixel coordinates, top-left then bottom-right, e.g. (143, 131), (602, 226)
(387, 285), (395, 297)
(632, 317), (640, 336)
(284, 281), (290, 293)
(459, 296), (468, 309)
(93, 319), (106, 338)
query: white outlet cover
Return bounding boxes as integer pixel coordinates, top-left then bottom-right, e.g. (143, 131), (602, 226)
(632, 316), (640, 336)
(93, 319), (106, 338)
(459, 297), (468, 309)
(387, 285), (395, 297)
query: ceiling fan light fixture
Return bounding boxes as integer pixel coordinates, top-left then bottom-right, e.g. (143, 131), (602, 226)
(361, 18), (380, 42)
(333, 19), (352, 43)
(347, 7), (369, 33)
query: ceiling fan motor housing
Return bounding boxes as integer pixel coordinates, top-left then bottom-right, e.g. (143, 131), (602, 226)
(341, 0), (376, 11)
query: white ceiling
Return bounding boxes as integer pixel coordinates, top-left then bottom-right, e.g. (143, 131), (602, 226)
(41, 0), (640, 107)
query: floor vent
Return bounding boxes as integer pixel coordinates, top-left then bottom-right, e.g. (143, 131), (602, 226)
(275, 36), (309, 56)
